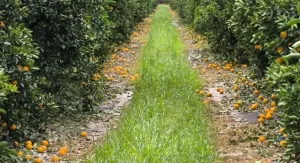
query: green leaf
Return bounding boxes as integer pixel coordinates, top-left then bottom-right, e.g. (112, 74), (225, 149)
(297, 3), (300, 15)
(286, 19), (300, 26)
(0, 108), (6, 115)
(292, 41), (300, 48)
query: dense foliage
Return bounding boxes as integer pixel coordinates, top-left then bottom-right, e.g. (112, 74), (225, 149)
(170, 0), (300, 161)
(0, 0), (156, 160)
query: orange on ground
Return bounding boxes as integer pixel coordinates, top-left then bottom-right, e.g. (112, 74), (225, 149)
(258, 136), (265, 142)
(37, 147), (44, 153)
(17, 151), (22, 157)
(33, 157), (41, 163)
(233, 103), (239, 109)
(26, 143), (33, 150)
(42, 140), (49, 146)
(25, 155), (31, 160)
(51, 155), (59, 162)
(81, 131), (88, 137)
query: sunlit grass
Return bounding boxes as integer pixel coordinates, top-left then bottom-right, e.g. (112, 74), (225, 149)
(87, 5), (216, 163)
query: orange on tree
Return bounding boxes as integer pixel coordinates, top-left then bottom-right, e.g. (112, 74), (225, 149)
(276, 57), (284, 64)
(241, 77), (246, 82)
(37, 147), (44, 153)
(11, 80), (17, 85)
(23, 66), (29, 72)
(280, 31), (288, 39)
(276, 47), (283, 54)
(253, 90), (259, 95)
(10, 124), (17, 131)
(258, 95), (263, 100)
(199, 91), (205, 95)
(1, 122), (7, 128)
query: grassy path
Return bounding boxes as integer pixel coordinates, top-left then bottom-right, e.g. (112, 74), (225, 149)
(88, 5), (216, 162)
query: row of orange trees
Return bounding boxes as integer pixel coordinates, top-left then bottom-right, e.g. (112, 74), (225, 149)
(0, 0), (157, 161)
(170, 0), (300, 161)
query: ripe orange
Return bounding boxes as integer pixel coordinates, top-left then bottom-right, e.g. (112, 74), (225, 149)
(41, 140), (49, 146)
(280, 31), (288, 39)
(37, 147), (44, 153)
(276, 57), (284, 64)
(271, 94), (276, 100)
(10, 124), (17, 131)
(216, 88), (221, 92)
(199, 91), (205, 95)
(51, 155), (59, 162)
(11, 80), (17, 85)
(265, 113), (272, 119)
(250, 82), (255, 87)
(58, 149), (66, 156)
(279, 128), (285, 133)
(233, 85), (239, 92)
(280, 140), (287, 147)
(253, 90), (259, 95)
(258, 95), (263, 100)
(81, 131), (88, 137)
(258, 118), (264, 123)
(259, 114), (266, 119)
(250, 103), (258, 110)
(219, 89), (224, 94)
(23, 66), (29, 72)
(25, 155), (31, 160)
(41, 145), (47, 151)
(206, 92), (212, 97)
(263, 98), (269, 104)
(271, 101), (276, 107)
(258, 136), (265, 142)
(1, 122), (7, 128)
(33, 157), (41, 163)
(25, 140), (32, 145)
(283, 134), (287, 138)
(233, 103), (239, 109)
(26, 143), (33, 150)
(270, 107), (276, 112)
(17, 151), (22, 157)
(276, 47), (283, 54)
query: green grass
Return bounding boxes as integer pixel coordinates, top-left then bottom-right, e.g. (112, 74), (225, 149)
(87, 5), (216, 163)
